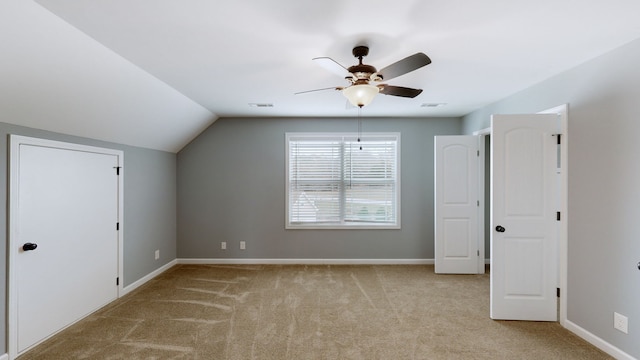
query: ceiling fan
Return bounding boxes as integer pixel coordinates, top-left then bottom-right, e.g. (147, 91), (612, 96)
(297, 46), (431, 108)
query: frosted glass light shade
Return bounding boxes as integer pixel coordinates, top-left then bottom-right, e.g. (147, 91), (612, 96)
(342, 84), (379, 107)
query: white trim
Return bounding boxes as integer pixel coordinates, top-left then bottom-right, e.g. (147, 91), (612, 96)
(539, 104), (569, 327)
(8, 135), (124, 360)
(477, 134), (486, 274)
(178, 258), (434, 265)
(117, 152), (124, 297)
(0, 353), (9, 360)
(473, 127), (491, 136)
(565, 320), (636, 360)
(121, 259), (178, 296)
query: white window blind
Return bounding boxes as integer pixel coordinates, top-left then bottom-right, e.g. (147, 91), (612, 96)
(286, 133), (400, 229)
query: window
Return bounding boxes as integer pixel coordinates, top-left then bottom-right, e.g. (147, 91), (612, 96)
(286, 133), (400, 229)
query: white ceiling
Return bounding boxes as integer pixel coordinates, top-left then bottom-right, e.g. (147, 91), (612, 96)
(4, 0), (640, 151)
(2, 0), (215, 152)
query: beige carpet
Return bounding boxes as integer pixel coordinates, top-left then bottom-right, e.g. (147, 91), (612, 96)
(20, 265), (610, 359)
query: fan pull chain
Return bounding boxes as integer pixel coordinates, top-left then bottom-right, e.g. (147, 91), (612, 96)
(357, 107), (363, 150)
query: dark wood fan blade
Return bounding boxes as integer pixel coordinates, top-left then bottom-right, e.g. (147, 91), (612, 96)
(378, 53), (431, 81)
(294, 86), (342, 95)
(313, 57), (351, 78)
(378, 85), (423, 98)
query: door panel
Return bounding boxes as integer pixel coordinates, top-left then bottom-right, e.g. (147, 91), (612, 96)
(435, 136), (481, 274)
(443, 218), (471, 257)
(491, 114), (558, 321)
(504, 237), (544, 295)
(15, 142), (119, 353)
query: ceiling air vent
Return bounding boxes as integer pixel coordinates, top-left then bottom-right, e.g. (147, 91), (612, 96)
(248, 103), (274, 108)
(420, 103), (447, 108)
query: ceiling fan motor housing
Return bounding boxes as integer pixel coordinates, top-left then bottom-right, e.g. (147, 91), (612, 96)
(347, 64), (377, 79)
(352, 46), (369, 58)
(348, 46), (379, 81)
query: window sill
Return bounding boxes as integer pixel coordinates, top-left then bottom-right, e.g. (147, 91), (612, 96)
(286, 224), (400, 230)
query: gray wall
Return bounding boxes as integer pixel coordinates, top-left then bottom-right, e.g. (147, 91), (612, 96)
(0, 122), (177, 354)
(177, 117), (460, 260)
(463, 38), (640, 358)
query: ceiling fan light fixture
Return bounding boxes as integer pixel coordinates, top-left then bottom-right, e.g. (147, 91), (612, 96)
(342, 84), (379, 107)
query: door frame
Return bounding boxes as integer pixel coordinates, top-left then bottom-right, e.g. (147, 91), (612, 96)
(7, 135), (124, 359)
(539, 104), (568, 327)
(473, 128), (489, 269)
(473, 104), (568, 325)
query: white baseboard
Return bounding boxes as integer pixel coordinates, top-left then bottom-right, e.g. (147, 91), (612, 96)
(177, 258), (434, 265)
(0, 353), (8, 360)
(565, 319), (636, 360)
(121, 259), (178, 297)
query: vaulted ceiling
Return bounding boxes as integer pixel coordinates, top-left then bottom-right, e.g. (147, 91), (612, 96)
(3, 0), (640, 152)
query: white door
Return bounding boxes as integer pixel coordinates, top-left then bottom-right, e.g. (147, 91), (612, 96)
(490, 114), (559, 321)
(434, 136), (483, 274)
(10, 137), (122, 356)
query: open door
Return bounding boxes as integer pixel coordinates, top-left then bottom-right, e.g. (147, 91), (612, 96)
(490, 114), (559, 321)
(434, 136), (483, 274)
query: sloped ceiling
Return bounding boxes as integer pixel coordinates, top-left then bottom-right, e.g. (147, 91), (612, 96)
(3, 0), (640, 152)
(1, 0), (215, 152)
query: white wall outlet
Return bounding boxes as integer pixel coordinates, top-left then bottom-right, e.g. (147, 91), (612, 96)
(240, 241), (246, 250)
(614, 312), (628, 334)
(154, 249), (160, 260)
(221, 241), (226, 250)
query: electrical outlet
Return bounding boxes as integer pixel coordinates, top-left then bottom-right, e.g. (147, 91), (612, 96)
(221, 241), (226, 250)
(154, 249), (160, 260)
(240, 241), (246, 250)
(614, 312), (628, 334)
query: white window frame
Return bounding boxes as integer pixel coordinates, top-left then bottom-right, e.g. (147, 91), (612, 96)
(286, 132), (401, 229)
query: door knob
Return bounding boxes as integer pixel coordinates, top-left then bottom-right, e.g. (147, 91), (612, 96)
(495, 225), (506, 233)
(22, 243), (38, 251)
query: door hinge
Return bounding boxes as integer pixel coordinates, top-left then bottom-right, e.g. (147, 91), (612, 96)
(116, 222), (120, 230)
(116, 277), (119, 286)
(557, 134), (562, 145)
(556, 212), (561, 221)
(477, 200), (480, 207)
(477, 250), (480, 256)
(557, 287), (560, 298)
(114, 166), (122, 175)
(477, 150), (480, 157)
